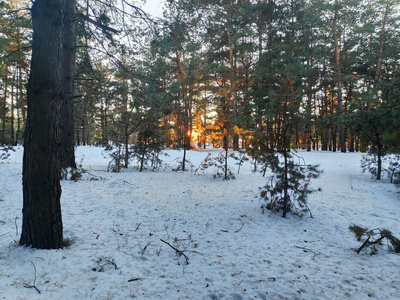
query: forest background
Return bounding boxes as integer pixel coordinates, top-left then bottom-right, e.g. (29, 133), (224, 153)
(1, 0), (399, 162)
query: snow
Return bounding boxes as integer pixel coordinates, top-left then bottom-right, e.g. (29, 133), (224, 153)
(1, 146), (400, 299)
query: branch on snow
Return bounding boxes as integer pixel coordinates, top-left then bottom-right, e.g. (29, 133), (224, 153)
(160, 239), (189, 265)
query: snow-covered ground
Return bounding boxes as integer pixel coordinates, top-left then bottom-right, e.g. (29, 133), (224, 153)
(0, 146), (399, 300)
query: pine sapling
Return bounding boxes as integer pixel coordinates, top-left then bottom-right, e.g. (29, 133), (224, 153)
(260, 151), (321, 218)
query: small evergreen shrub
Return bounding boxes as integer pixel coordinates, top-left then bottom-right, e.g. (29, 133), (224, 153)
(172, 157), (193, 172)
(260, 151), (321, 217)
(362, 151), (400, 183)
(106, 144), (126, 173)
(131, 147), (165, 171)
(194, 152), (236, 180)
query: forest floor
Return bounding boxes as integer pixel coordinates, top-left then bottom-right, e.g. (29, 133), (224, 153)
(1, 146), (400, 300)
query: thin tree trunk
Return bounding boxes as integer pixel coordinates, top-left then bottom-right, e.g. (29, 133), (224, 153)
(58, 0), (77, 169)
(175, 50), (189, 170)
(10, 71), (15, 143)
(1, 77), (6, 145)
(333, 2), (345, 153)
(19, 64), (26, 127)
(283, 148), (288, 219)
(306, 60), (312, 152)
(140, 140), (147, 172)
(229, 32), (238, 151)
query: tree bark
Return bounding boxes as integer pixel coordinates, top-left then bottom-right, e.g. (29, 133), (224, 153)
(10, 71), (15, 143)
(20, 0), (65, 249)
(333, 1), (346, 153)
(1, 77), (8, 145)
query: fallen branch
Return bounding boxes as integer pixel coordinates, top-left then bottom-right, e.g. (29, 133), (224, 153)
(135, 222), (142, 232)
(140, 242), (150, 255)
(20, 261), (41, 294)
(234, 221), (245, 233)
(350, 225), (400, 254)
(294, 246), (321, 257)
(14, 217), (18, 236)
(160, 239), (189, 265)
(128, 278), (143, 282)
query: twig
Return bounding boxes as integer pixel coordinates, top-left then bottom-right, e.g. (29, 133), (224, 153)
(357, 236), (371, 254)
(85, 170), (104, 180)
(21, 261), (41, 294)
(234, 221), (245, 233)
(110, 179), (135, 187)
(0, 232), (10, 238)
(14, 217), (18, 236)
(294, 246), (321, 257)
(160, 239), (189, 265)
(135, 222), (142, 232)
(141, 242), (150, 255)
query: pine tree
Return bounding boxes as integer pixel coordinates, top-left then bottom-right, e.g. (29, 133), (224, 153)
(21, 0), (67, 249)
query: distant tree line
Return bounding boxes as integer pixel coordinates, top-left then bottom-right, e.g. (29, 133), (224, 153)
(1, 0), (399, 156)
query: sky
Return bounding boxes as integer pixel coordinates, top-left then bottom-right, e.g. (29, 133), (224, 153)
(141, 0), (167, 18)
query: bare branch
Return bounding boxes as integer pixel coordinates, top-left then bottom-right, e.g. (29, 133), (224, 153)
(76, 12), (120, 34)
(160, 239), (189, 265)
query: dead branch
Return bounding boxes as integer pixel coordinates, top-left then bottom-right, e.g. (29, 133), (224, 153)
(14, 217), (18, 236)
(128, 278), (143, 282)
(357, 236), (371, 254)
(234, 221), (245, 233)
(0, 232), (9, 238)
(20, 261), (41, 294)
(76, 13), (120, 34)
(135, 222), (142, 232)
(160, 239), (189, 265)
(140, 242), (150, 255)
(295, 246), (321, 257)
(353, 227), (400, 254)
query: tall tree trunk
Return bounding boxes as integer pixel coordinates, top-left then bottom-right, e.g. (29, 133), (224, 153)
(15, 93), (20, 146)
(229, 30), (239, 151)
(306, 73), (312, 152)
(58, 0), (77, 169)
(10, 71), (15, 143)
(175, 50), (189, 170)
(21, 0), (65, 249)
(333, 1), (345, 153)
(1, 77), (6, 145)
(377, 143), (382, 181)
(282, 146), (289, 219)
(19, 64), (26, 127)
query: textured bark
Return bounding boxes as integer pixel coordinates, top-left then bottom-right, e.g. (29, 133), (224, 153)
(10, 72), (15, 143)
(58, 0), (77, 168)
(1, 78), (7, 145)
(333, 1), (345, 153)
(20, 0), (64, 249)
